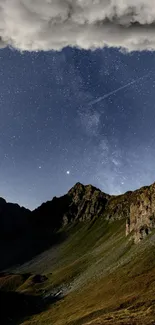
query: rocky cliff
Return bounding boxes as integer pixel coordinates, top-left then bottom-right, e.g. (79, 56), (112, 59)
(64, 182), (110, 224)
(125, 183), (155, 242)
(32, 181), (155, 243)
(101, 182), (155, 243)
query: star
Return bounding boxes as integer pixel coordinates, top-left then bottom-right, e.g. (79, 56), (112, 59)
(0, 44), (154, 210)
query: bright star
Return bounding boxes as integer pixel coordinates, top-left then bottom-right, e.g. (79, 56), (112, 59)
(66, 170), (70, 175)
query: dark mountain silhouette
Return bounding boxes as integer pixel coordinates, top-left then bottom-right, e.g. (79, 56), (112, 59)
(0, 197), (30, 240)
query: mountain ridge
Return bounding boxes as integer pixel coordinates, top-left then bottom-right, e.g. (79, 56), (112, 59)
(1, 181), (155, 270)
(31, 181), (155, 243)
(1, 182), (155, 324)
(1, 181), (155, 246)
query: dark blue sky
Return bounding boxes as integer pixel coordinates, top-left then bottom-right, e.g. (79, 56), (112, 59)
(1, 47), (155, 209)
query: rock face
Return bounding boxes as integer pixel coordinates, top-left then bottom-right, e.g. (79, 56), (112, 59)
(103, 183), (155, 243)
(66, 182), (110, 223)
(125, 183), (155, 242)
(103, 191), (132, 222)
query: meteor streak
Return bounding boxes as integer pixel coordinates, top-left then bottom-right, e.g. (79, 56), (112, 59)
(89, 73), (150, 106)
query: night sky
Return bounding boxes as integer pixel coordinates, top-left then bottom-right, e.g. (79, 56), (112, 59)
(1, 47), (155, 209)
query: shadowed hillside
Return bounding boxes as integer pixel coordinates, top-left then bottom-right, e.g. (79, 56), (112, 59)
(0, 197), (30, 239)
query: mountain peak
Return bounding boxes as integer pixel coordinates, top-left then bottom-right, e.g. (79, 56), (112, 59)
(68, 182), (84, 192)
(0, 197), (6, 205)
(68, 182), (109, 198)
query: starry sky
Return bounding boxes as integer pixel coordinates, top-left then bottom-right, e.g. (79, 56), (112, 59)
(1, 47), (155, 209)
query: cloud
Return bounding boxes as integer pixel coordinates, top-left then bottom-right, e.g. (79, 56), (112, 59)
(0, 0), (155, 51)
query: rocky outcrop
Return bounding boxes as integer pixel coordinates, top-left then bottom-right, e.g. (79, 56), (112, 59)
(103, 183), (155, 243)
(125, 183), (155, 242)
(65, 182), (110, 223)
(104, 191), (132, 222)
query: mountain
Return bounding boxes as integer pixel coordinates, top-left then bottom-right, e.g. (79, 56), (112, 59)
(32, 181), (155, 243)
(1, 182), (155, 325)
(0, 197), (30, 239)
(1, 181), (155, 248)
(32, 183), (110, 227)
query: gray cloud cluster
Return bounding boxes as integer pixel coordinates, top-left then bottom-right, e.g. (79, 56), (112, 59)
(0, 0), (155, 51)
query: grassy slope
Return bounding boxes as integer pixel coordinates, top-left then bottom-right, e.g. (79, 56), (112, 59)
(6, 218), (155, 325)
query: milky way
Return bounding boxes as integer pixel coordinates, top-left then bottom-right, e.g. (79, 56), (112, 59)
(0, 47), (155, 209)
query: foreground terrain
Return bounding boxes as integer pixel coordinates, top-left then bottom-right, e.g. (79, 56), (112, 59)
(1, 182), (155, 324)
